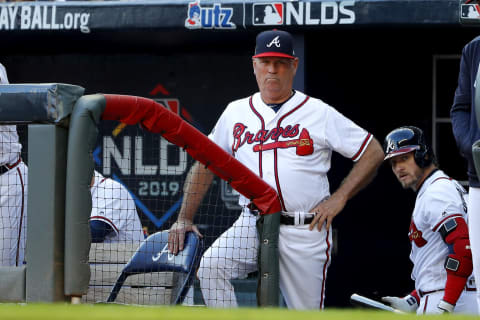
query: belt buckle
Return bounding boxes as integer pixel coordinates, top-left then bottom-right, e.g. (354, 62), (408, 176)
(283, 212), (300, 225)
(281, 212), (314, 225)
(299, 212), (315, 225)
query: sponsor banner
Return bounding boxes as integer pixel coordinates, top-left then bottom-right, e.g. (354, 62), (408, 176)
(0, 1), (462, 34)
(249, 1), (458, 26)
(185, 1), (236, 29)
(252, 2), (355, 26)
(0, 2), (244, 33)
(0, 4), (92, 33)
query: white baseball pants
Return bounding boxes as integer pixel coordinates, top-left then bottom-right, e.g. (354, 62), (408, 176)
(417, 290), (478, 314)
(467, 186), (480, 314)
(197, 210), (332, 309)
(0, 161), (27, 266)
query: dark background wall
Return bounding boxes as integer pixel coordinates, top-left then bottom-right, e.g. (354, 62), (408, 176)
(1, 12), (479, 306)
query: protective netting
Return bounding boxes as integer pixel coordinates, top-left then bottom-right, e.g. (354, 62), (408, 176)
(84, 119), (257, 306)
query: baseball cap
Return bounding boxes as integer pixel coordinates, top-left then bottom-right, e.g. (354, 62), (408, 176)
(0, 63), (8, 84)
(253, 29), (295, 59)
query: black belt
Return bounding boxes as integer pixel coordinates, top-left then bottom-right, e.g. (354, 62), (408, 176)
(280, 214), (315, 225)
(0, 158), (21, 175)
(418, 289), (444, 298)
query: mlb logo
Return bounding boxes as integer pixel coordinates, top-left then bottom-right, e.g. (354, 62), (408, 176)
(461, 4), (480, 19)
(253, 3), (283, 25)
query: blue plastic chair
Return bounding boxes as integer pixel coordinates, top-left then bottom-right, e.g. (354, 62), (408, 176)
(107, 230), (203, 304)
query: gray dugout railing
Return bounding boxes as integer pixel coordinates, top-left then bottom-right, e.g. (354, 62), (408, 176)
(0, 84), (91, 302)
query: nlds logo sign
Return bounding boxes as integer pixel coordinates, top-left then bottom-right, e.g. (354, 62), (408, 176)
(185, 1), (236, 29)
(253, 1), (356, 26)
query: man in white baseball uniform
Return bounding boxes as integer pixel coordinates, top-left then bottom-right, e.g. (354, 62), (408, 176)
(0, 63), (28, 266)
(381, 126), (477, 314)
(168, 29), (384, 309)
(90, 170), (144, 243)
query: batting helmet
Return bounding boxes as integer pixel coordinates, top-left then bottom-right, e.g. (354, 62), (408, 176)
(383, 126), (435, 168)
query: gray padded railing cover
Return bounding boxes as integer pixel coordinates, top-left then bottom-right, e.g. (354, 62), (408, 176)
(0, 84), (84, 125)
(64, 94), (106, 296)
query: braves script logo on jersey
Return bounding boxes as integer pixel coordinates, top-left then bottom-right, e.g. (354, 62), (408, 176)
(409, 220), (428, 247)
(232, 124), (314, 156)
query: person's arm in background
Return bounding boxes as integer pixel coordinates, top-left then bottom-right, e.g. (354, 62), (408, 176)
(90, 220), (113, 243)
(89, 173), (118, 243)
(168, 161), (214, 254)
(437, 216), (473, 312)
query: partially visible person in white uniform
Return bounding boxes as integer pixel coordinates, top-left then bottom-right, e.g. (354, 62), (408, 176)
(382, 126), (477, 315)
(167, 29), (384, 309)
(0, 63), (28, 266)
(90, 170), (144, 243)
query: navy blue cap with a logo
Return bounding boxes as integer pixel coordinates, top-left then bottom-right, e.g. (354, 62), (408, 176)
(253, 29), (295, 59)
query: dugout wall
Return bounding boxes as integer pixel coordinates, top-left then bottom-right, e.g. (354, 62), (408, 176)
(1, 0), (479, 307)
(0, 84), (85, 302)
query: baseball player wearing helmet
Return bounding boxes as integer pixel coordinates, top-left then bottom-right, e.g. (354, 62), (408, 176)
(451, 36), (480, 313)
(381, 126), (477, 314)
(168, 29), (384, 309)
(90, 170), (144, 243)
(0, 63), (28, 267)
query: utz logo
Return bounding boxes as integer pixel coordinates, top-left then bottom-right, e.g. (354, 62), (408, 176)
(253, 3), (283, 25)
(461, 4), (480, 19)
(185, 2), (236, 29)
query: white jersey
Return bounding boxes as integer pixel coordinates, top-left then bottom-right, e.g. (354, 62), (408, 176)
(90, 171), (144, 243)
(200, 90), (373, 309)
(0, 63), (21, 166)
(0, 127), (22, 166)
(210, 90), (372, 212)
(409, 169), (473, 292)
